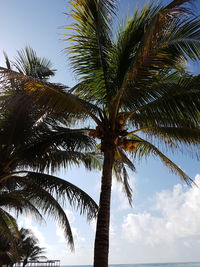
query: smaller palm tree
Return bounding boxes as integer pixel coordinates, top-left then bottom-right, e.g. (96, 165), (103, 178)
(3, 46), (56, 80)
(0, 189), (44, 266)
(0, 228), (46, 267)
(18, 228), (46, 267)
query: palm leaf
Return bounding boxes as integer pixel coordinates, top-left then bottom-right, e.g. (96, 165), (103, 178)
(0, 67), (102, 124)
(111, 0), (200, 117)
(0, 190), (43, 221)
(113, 148), (135, 205)
(0, 208), (19, 240)
(65, 0), (116, 102)
(13, 46), (56, 80)
(15, 172), (98, 220)
(134, 135), (193, 185)
(26, 186), (75, 250)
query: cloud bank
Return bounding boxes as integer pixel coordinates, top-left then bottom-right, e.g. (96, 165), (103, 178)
(119, 175), (200, 263)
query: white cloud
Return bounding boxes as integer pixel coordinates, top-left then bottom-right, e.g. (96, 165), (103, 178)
(122, 174), (200, 246)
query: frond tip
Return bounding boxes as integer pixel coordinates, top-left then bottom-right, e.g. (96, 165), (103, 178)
(135, 138), (193, 186)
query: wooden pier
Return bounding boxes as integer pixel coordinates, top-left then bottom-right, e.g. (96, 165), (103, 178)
(13, 260), (60, 267)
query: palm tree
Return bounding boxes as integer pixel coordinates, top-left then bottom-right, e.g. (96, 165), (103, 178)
(3, 46), (56, 80)
(1, 1), (200, 266)
(0, 187), (41, 240)
(0, 227), (46, 267)
(0, 236), (16, 266)
(0, 47), (99, 250)
(21, 245), (46, 267)
(0, 225), (19, 266)
(0, 186), (45, 266)
(17, 228), (46, 267)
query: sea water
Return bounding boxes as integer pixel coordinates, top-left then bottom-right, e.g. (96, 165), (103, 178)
(63, 263), (200, 267)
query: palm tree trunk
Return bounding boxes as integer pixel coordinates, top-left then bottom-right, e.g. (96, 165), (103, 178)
(22, 258), (28, 267)
(93, 148), (115, 267)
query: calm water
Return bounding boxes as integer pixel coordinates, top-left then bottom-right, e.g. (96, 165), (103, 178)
(63, 263), (200, 267)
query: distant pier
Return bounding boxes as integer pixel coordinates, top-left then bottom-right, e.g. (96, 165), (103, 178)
(13, 260), (60, 267)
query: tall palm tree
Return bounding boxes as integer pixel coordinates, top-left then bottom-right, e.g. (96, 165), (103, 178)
(0, 47), (99, 250)
(1, 1), (200, 266)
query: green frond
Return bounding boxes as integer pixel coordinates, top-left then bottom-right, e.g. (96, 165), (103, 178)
(18, 227), (47, 262)
(144, 126), (200, 146)
(142, 76), (200, 123)
(13, 46), (56, 80)
(164, 16), (200, 61)
(16, 172), (98, 220)
(19, 227), (39, 244)
(111, 0), (200, 115)
(115, 148), (136, 172)
(24, 185), (75, 250)
(65, 0), (116, 102)
(0, 191), (44, 221)
(123, 74), (200, 130)
(129, 110), (198, 130)
(22, 150), (102, 174)
(134, 136), (193, 185)
(0, 67), (102, 123)
(3, 51), (12, 70)
(77, 152), (103, 170)
(164, 0), (193, 11)
(0, 208), (19, 240)
(109, 3), (161, 97)
(113, 148), (135, 205)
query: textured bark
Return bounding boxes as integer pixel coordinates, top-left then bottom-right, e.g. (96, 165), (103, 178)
(93, 147), (115, 267)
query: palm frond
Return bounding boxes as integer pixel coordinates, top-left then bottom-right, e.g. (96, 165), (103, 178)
(0, 208), (19, 240)
(13, 46), (56, 80)
(0, 190), (43, 221)
(3, 51), (12, 70)
(0, 67), (102, 123)
(144, 126), (200, 146)
(134, 135), (192, 185)
(113, 148), (135, 205)
(140, 75), (200, 123)
(110, 0), (199, 116)
(18, 227), (47, 262)
(16, 172), (98, 220)
(109, 3), (161, 98)
(65, 0), (116, 102)
(15, 128), (95, 166)
(24, 186), (75, 250)
(22, 150), (102, 174)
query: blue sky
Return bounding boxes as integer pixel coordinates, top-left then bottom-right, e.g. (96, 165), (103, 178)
(1, 0), (200, 265)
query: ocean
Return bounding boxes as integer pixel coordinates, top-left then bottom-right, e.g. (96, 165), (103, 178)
(63, 263), (200, 267)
